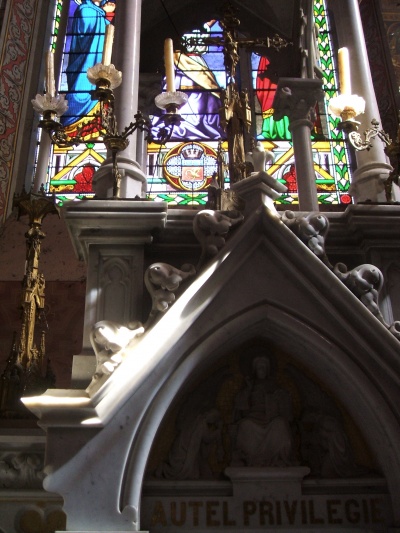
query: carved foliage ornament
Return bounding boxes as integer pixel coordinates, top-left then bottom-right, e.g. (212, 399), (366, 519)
(193, 209), (244, 269)
(143, 215), (243, 309)
(88, 320), (145, 393)
(144, 262), (196, 326)
(87, 209), (243, 391)
(0, 452), (44, 489)
(87, 262), (196, 393)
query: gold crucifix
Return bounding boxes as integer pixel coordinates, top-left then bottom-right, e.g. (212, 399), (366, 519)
(182, 2), (290, 185)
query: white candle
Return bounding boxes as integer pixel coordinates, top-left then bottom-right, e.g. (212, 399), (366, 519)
(164, 38), (175, 93)
(102, 24), (115, 66)
(338, 47), (351, 95)
(46, 51), (55, 98)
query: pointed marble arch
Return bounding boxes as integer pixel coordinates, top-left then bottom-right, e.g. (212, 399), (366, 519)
(119, 300), (400, 528)
(23, 207), (400, 531)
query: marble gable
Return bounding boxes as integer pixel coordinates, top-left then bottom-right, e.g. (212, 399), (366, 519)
(24, 205), (400, 532)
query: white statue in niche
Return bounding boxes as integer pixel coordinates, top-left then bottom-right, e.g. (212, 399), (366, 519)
(155, 408), (224, 480)
(245, 140), (274, 173)
(232, 355), (294, 467)
(301, 414), (369, 478)
(88, 320), (144, 391)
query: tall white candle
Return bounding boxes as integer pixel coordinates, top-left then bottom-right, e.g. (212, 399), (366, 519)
(102, 24), (115, 66)
(338, 47), (351, 95)
(164, 38), (175, 93)
(46, 51), (56, 98)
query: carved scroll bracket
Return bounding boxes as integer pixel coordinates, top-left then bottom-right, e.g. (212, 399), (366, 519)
(193, 209), (244, 269)
(282, 210), (400, 340)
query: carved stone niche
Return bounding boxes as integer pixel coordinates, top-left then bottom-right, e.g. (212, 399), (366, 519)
(141, 341), (390, 532)
(0, 429), (66, 533)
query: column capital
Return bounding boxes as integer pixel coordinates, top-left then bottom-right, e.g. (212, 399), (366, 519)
(273, 78), (324, 124)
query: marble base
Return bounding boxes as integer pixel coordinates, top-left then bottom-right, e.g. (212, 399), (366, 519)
(391, 182), (400, 202)
(71, 355), (96, 389)
(92, 156), (147, 199)
(350, 161), (392, 203)
(231, 171), (287, 217)
(225, 466), (310, 499)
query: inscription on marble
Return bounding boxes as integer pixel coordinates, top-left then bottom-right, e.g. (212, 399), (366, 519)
(146, 497), (387, 529)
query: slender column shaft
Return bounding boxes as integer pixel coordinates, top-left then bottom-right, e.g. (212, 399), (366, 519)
(93, 0), (147, 199)
(329, 0), (391, 202)
(273, 78), (324, 211)
(289, 118), (319, 211)
(113, 0), (142, 162)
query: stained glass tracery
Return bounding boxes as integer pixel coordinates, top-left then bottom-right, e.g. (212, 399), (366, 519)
(147, 20), (226, 206)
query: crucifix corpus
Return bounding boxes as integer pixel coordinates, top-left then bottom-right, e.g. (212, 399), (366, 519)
(183, 3), (290, 186)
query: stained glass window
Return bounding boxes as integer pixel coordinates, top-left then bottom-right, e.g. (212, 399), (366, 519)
(50, 1), (63, 53)
(44, 0), (117, 205)
(314, 0), (352, 206)
(44, 0), (351, 207)
(147, 1), (352, 207)
(254, 0), (351, 206)
(147, 20), (227, 206)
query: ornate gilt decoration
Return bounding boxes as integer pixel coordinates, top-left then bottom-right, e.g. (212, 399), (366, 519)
(183, 2), (290, 186)
(0, 190), (59, 417)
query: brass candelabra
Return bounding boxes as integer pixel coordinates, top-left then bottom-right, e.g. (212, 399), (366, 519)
(32, 63), (187, 198)
(0, 190), (59, 418)
(328, 93), (400, 202)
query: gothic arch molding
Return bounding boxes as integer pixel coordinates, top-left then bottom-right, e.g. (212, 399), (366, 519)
(120, 301), (400, 527)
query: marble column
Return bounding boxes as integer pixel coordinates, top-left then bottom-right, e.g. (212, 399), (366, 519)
(93, 0), (147, 199)
(328, 0), (392, 203)
(273, 78), (324, 211)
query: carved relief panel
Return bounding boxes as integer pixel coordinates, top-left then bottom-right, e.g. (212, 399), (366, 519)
(142, 341), (389, 531)
(96, 248), (144, 326)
